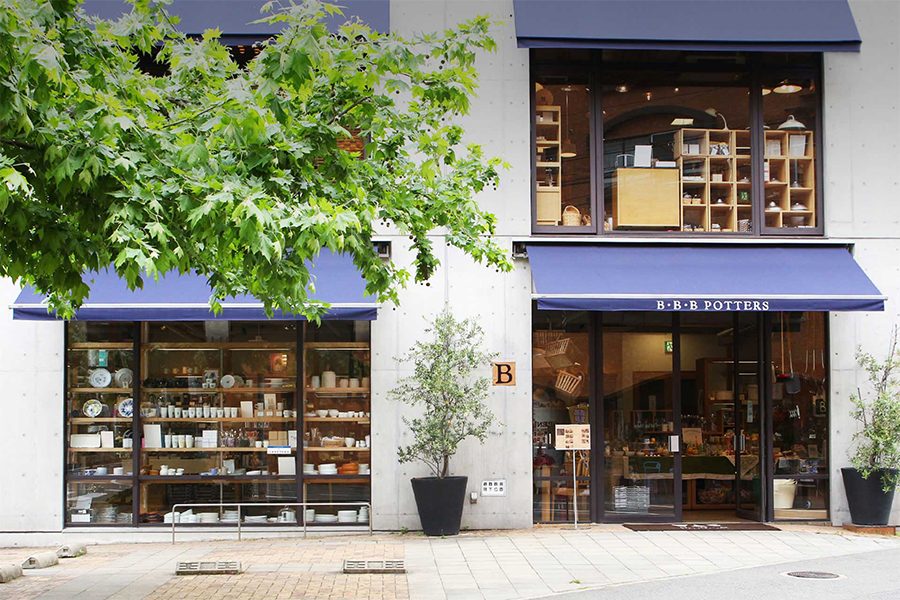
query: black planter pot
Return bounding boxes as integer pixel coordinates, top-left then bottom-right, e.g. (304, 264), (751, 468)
(841, 467), (898, 526)
(410, 476), (468, 536)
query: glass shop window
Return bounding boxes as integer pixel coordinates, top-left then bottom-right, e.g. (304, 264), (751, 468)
(761, 75), (818, 231)
(602, 71), (753, 234)
(533, 76), (593, 230)
(771, 312), (828, 520)
(532, 310), (592, 523)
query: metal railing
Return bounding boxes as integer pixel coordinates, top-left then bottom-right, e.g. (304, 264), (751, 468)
(169, 502), (372, 543)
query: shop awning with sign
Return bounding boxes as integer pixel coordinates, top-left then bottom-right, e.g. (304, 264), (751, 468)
(527, 244), (885, 312)
(513, 0), (861, 52)
(11, 250), (378, 321)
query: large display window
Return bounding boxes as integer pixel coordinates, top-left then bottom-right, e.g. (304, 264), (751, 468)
(530, 50), (823, 235)
(64, 320), (370, 527)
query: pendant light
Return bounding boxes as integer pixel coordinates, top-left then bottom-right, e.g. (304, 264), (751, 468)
(778, 114), (806, 130)
(774, 79), (802, 94)
(561, 85), (577, 158)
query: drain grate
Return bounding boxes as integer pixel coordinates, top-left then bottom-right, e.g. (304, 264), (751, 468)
(176, 561), (242, 575)
(343, 559), (406, 574)
(786, 571), (841, 580)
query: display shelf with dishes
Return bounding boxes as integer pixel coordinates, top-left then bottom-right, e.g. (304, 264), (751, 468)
(65, 322), (138, 525)
(535, 104), (563, 226)
(302, 335), (371, 522)
(136, 321), (300, 524)
(763, 130), (816, 229)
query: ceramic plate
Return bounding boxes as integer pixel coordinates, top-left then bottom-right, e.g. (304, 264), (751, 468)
(89, 368), (112, 388)
(114, 368), (133, 388)
(82, 399), (103, 418)
(220, 374), (235, 389)
(117, 397), (133, 418)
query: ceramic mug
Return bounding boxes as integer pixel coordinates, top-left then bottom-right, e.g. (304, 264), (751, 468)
(164, 434), (172, 448)
(310, 376), (321, 389)
(349, 378), (360, 388)
(95, 467), (108, 475)
(185, 435), (194, 448)
(338, 378), (350, 388)
(173, 407), (182, 418)
(255, 441), (263, 448)
(159, 406), (168, 418)
(122, 438), (133, 449)
(203, 405), (211, 418)
(344, 437), (356, 448)
(187, 407), (196, 419)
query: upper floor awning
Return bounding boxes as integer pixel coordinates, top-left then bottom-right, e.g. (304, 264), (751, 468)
(514, 0), (861, 53)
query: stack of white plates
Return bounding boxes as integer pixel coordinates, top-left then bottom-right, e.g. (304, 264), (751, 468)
(303, 463), (317, 475)
(221, 510), (240, 523)
(315, 514), (338, 523)
(244, 515), (268, 524)
(358, 507), (369, 523)
(318, 463), (337, 475)
(199, 512), (219, 524)
(337, 510), (357, 523)
(117, 512), (132, 524)
(96, 506), (118, 523)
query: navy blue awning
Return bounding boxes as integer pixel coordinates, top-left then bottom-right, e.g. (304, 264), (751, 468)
(81, 0), (390, 43)
(12, 250), (377, 321)
(527, 245), (885, 312)
(514, 0), (861, 52)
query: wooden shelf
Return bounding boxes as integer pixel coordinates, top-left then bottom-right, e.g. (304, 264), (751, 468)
(304, 342), (370, 350)
(142, 342), (295, 350)
(70, 388), (133, 394)
(305, 387), (370, 394)
(69, 342), (134, 350)
(141, 387), (295, 394)
(142, 417), (296, 423)
(69, 448), (133, 453)
(70, 418), (133, 424)
(304, 475), (370, 483)
(141, 447), (278, 453)
(304, 447), (370, 452)
(303, 418), (370, 423)
(139, 475), (296, 483)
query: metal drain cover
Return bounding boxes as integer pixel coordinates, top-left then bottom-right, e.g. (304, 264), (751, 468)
(786, 571), (841, 580)
(176, 561), (242, 575)
(343, 559), (406, 574)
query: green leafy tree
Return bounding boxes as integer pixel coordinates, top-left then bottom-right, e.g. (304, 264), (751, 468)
(0, 0), (510, 318)
(849, 326), (900, 491)
(390, 308), (497, 478)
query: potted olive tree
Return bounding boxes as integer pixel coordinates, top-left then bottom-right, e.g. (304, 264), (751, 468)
(842, 327), (900, 526)
(390, 309), (496, 536)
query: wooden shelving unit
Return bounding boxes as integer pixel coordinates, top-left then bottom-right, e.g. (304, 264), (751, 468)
(675, 128), (754, 233)
(763, 130), (816, 229)
(535, 104), (562, 225)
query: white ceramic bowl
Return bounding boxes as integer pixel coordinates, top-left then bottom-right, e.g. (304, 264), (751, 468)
(327, 409), (339, 418)
(315, 409), (329, 418)
(337, 412), (349, 418)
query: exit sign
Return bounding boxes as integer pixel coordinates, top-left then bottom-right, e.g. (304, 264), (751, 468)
(664, 340), (673, 353)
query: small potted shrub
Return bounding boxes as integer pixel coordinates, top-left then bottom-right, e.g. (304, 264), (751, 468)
(390, 309), (496, 536)
(842, 327), (900, 526)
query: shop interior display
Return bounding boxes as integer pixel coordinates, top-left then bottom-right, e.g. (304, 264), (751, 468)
(64, 321), (371, 526)
(535, 104), (563, 225)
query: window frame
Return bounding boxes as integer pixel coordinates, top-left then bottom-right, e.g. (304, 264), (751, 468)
(529, 51), (825, 237)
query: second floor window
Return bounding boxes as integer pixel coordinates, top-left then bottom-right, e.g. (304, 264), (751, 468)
(532, 51), (822, 236)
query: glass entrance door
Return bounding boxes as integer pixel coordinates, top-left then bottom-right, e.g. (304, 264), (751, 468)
(600, 313), (680, 520)
(736, 314), (764, 520)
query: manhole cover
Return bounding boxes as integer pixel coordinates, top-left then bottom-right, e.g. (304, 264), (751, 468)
(343, 559), (406, 574)
(176, 561), (242, 575)
(785, 571), (841, 580)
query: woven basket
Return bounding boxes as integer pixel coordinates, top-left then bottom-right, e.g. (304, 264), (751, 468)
(533, 329), (564, 349)
(554, 370), (583, 399)
(562, 205), (581, 226)
(544, 337), (582, 370)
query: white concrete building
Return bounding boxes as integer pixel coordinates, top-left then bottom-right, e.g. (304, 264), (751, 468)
(1, 0), (898, 541)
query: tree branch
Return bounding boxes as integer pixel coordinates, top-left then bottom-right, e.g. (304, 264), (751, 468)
(0, 139), (38, 150)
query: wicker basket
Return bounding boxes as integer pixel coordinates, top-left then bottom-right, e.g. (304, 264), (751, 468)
(544, 337), (582, 370)
(533, 329), (564, 349)
(321, 438), (346, 448)
(562, 205), (581, 226)
(554, 370), (583, 399)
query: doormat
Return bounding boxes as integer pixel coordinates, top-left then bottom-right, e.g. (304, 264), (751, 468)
(624, 522), (779, 532)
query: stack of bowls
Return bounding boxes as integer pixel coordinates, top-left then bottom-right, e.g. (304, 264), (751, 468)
(221, 510), (240, 523)
(303, 463), (317, 475)
(318, 463), (337, 475)
(199, 512), (219, 524)
(337, 510), (357, 523)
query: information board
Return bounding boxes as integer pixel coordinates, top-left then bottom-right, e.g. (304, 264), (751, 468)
(554, 424), (591, 450)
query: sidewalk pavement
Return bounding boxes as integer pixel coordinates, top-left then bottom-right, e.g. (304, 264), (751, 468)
(0, 525), (897, 600)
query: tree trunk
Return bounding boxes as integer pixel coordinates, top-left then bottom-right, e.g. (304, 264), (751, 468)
(440, 455), (449, 478)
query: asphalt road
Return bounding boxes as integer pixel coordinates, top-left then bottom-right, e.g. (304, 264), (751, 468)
(542, 547), (900, 600)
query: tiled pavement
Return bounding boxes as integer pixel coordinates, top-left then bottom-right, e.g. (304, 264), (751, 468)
(0, 525), (897, 599)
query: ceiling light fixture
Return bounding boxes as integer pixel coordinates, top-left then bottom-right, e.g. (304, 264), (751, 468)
(704, 107), (729, 129)
(671, 118), (694, 126)
(774, 79), (802, 94)
(615, 83), (629, 93)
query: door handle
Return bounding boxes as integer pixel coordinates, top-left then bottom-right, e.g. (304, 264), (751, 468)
(668, 435), (680, 453)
